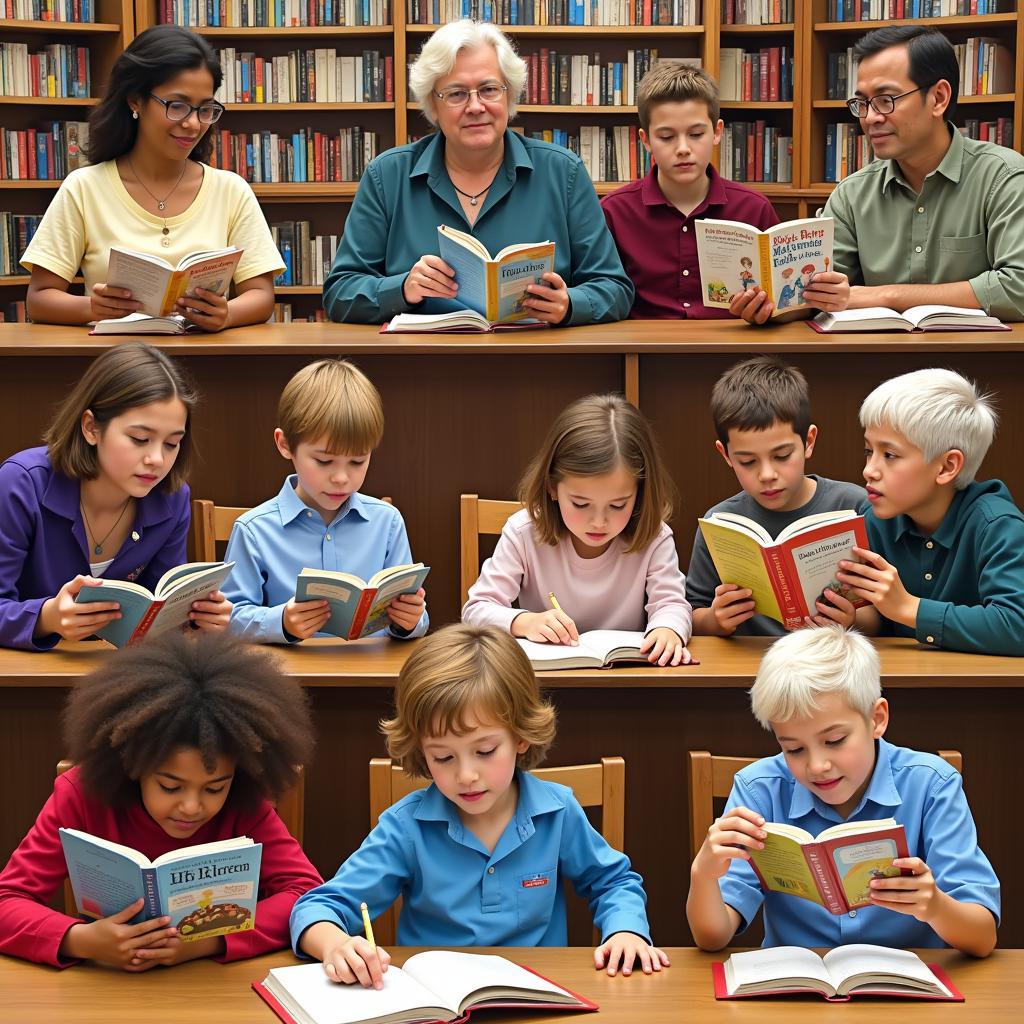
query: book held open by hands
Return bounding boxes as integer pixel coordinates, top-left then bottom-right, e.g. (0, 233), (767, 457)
(810, 305), (1009, 333)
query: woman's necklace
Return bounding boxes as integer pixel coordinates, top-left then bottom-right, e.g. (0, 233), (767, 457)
(80, 497), (132, 557)
(448, 164), (501, 207)
(127, 157), (187, 241)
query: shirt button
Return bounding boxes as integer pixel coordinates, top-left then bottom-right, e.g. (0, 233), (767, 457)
(917, 206), (925, 213)
(326, 533), (332, 540)
(682, 225), (688, 232)
(160, 238), (171, 248)
(307, 511), (313, 518)
(487, 866), (495, 875)
(848, 910), (857, 918)
(926, 541), (934, 549)
(927, 635), (936, 644)
(915, 245), (923, 253)
(682, 269), (690, 276)
(683, 302), (690, 308)
(924, 572), (933, 581)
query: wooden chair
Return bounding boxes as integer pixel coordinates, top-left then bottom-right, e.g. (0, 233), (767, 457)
(367, 755), (625, 945)
(459, 495), (523, 607)
(686, 748), (964, 862)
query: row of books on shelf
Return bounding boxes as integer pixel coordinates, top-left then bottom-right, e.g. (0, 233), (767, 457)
(1, 212), (41, 277)
(207, 127), (379, 182)
(825, 122), (874, 182)
(408, 0), (700, 24)
(720, 0), (794, 24)
(160, 0), (391, 25)
(960, 116), (1013, 146)
(0, 300), (28, 323)
(213, 48), (394, 105)
(522, 49), (669, 107)
(273, 303), (326, 321)
(0, 43), (90, 101)
(825, 0), (1008, 18)
(722, 121), (792, 183)
(954, 39), (1014, 97)
(523, 125), (653, 182)
(3, 0), (93, 18)
(719, 47), (793, 104)
(0, 123), (89, 181)
(271, 221), (339, 286)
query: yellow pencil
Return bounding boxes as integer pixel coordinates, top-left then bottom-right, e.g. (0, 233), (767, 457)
(360, 901), (376, 951)
(548, 591), (563, 613)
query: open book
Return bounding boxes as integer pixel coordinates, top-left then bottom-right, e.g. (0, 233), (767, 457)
(713, 944), (963, 1002)
(810, 305), (1008, 333)
(105, 245), (243, 318)
(698, 509), (869, 630)
(59, 828), (260, 941)
(294, 564), (430, 640)
(253, 950), (597, 1024)
(90, 311), (195, 335)
(380, 311), (547, 334)
(436, 224), (555, 324)
(516, 630), (653, 670)
(73, 561), (233, 648)
(749, 818), (910, 914)
(696, 217), (833, 320)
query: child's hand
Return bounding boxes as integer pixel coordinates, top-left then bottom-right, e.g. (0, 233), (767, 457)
(836, 548), (921, 628)
(640, 627), (692, 666)
(868, 857), (942, 922)
(511, 609), (580, 646)
(36, 575), (121, 642)
(692, 807), (766, 881)
(801, 271), (850, 312)
(129, 932), (224, 968)
(90, 282), (141, 320)
(593, 932), (671, 977)
(807, 588), (857, 628)
(387, 588), (426, 632)
(322, 935), (392, 988)
(188, 590), (232, 632)
(283, 598), (331, 640)
(59, 898), (177, 971)
(729, 288), (774, 324)
(710, 583), (755, 635)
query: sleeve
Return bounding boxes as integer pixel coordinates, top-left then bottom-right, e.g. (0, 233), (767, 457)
(289, 809), (413, 957)
(460, 520), (530, 632)
(133, 486), (190, 593)
(223, 520), (291, 645)
(754, 195), (782, 231)
(216, 802), (323, 962)
(225, 177), (286, 284)
(967, 168), (1024, 321)
(822, 184), (863, 286)
(914, 513), (1024, 656)
(321, 163), (413, 324)
(684, 525), (720, 612)
(19, 175), (86, 283)
(643, 528), (693, 642)
(558, 798), (651, 944)
(716, 776), (770, 933)
(381, 509), (428, 640)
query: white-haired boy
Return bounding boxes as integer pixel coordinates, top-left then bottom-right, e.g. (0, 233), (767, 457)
(836, 367), (1024, 655)
(687, 627), (999, 956)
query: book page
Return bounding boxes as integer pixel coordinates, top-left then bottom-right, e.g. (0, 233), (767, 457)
(822, 945), (951, 997)
(724, 947), (833, 995)
(904, 304), (998, 327)
(356, 565), (431, 638)
(384, 310), (491, 333)
(145, 562), (234, 640)
(767, 218), (833, 315)
(437, 228), (488, 317)
(577, 629), (646, 660)
(515, 637), (602, 667)
(698, 520), (782, 622)
(749, 832), (827, 907)
(775, 510), (857, 545)
(783, 523), (863, 620)
(59, 828), (148, 921)
(106, 247), (174, 318)
(155, 561), (229, 595)
(695, 220), (760, 309)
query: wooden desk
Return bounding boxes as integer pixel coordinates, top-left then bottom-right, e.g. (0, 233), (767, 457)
(0, 946), (1016, 1023)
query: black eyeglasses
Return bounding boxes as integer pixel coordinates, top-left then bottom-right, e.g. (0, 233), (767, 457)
(846, 87), (924, 118)
(147, 93), (225, 125)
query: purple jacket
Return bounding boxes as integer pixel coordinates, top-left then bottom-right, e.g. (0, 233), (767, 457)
(0, 446), (190, 651)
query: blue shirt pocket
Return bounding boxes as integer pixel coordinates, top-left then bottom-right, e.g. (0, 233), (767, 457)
(516, 867), (557, 931)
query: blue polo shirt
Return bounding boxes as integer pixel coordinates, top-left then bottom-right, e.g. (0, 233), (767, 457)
(322, 129), (634, 325)
(223, 475), (427, 644)
(719, 738), (1000, 948)
(289, 770), (651, 951)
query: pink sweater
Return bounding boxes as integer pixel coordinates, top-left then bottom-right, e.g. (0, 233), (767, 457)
(0, 767), (323, 967)
(462, 509), (692, 640)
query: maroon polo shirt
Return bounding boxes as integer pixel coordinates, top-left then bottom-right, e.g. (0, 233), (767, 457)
(601, 165), (780, 319)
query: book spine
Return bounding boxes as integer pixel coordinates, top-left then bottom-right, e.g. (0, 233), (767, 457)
(128, 599), (166, 645)
(347, 587), (379, 639)
(756, 233), (773, 304)
(141, 866), (162, 918)
(760, 545), (802, 629)
(804, 844), (846, 914)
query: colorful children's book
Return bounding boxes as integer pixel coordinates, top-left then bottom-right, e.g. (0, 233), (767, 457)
(59, 828), (261, 941)
(748, 818), (911, 914)
(697, 509), (869, 630)
(294, 563), (430, 640)
(809, 305), (1009, 333)
(253, 950), (598, 1024)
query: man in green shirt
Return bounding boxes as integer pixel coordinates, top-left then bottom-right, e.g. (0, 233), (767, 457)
(733, 26), (1024, 323)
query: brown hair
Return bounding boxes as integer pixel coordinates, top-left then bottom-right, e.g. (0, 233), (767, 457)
(381, 624), (556, 779)
(636, 61), (720, 132)
(277, 358), (384, 453)
(64, 631), (313, 809)
(710, 356), (812, 446)
(43, 344), (198, 491)
(517, 393), (675, 553)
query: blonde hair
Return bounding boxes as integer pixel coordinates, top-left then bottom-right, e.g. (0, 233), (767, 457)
(277, 358), (384, 454)
(517, 393), (675, 553)
(381, 624), (556, 779)
(636, 61), (720, 131)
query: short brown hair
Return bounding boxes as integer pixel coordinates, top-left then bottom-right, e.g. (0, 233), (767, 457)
(710, 356), (812, 446)
(381, 624), (556, 779)
(277, 358), (384, 453)
(637, 61), (720, 132)
(43, 344), (198, 491)
(518, 393), (675, 553)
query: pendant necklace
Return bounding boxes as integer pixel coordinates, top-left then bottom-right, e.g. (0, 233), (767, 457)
(128, 156), (187, 244)
(450, 167), (500, 207)
(81, 497), (132, 556)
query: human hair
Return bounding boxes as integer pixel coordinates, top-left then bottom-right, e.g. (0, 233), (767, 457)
(517, 393), (675, 553)
(43, 343), (198, 490)
(710, 356), (812, 447)
(87, 24), (222, 164)
(636, 60), (720, 131)
(409, 19), (527, 126)
(277, 358), (384, 454)
(852, 25), (959, 114)
(750, 627), (881, 730)
(381, 624), (556, 779)
(859, 368), (997, 489)
(63, 632), (313, 809)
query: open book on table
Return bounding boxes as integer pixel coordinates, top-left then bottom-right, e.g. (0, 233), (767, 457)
(253, 950), (598, 1024)
(713, 944), (963, 1002)
(516, 629), (654, 670)
(89, 311), (196, 335)
(380, 311), (548, 334)
(809, 305), (1009, 333)
(698, 509), (869, 630)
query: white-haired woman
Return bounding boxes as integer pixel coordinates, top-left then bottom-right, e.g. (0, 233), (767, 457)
(322, 20), (634, 325)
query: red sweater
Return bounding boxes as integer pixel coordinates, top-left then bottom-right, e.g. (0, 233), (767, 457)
(0, 767), (323, 967)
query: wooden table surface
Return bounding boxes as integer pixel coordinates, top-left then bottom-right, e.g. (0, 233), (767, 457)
(0, 946), (1016, 1023)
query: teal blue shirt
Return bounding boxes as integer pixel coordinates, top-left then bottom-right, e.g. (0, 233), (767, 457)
(862, 479), (1024, 655)
(322, 130), (634, 325)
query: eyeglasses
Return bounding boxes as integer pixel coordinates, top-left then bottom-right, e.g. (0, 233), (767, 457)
(434, 83), (508, 108)
(846, 87), (924, 118)
(147, 93), (225, 125)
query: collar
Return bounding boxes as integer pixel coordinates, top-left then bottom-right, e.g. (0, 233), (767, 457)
(276, 474), (370, 527)
(40, 465), (176, 528)
(788, 738), (902, 821)
(410, 129), (533, 189)
(891, 487), (965, 544)
(640, 164), (727, 215)
(882, 122), (961, 192)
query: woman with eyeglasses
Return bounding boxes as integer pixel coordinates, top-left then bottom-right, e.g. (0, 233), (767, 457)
(322, 19), (634, 326)
(22, 25), (283, 331)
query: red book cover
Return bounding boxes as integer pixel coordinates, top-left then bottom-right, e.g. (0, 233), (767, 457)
(643, 0), (652, 23)
(759, 51), (769, 103)
(768, 47), (780, 102)
(540, 49), (550, 105)
(27, 130), (38, 180)
(742, 56), (752, 102)
(384, 56), (393, 102)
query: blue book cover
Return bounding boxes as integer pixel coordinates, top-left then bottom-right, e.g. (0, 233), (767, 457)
(278, 241), (293, 285)
(36, 135), (48, 181)
(825, 124), (836, 183)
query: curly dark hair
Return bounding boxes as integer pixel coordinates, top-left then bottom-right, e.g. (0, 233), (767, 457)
(63, 632), (313, 809)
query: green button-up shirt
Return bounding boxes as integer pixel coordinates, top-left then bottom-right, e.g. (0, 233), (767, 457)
(823, 125), (1024, 321)
(322, 129), (634, 325)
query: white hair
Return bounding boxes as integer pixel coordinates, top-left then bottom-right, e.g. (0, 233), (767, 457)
(859, 368), (997, 489)
(409, 19), (527, 127)
(750, 627), (880, 730)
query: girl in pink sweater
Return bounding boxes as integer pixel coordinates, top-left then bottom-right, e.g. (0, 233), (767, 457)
(463, 394), (692, 665)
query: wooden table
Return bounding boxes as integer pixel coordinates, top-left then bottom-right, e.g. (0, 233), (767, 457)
(1, 946), (1018, 1023)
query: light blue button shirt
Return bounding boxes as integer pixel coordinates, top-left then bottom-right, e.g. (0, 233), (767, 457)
(719, 738), (999, 948)
(289, 770), (651, 951)
(223, 476), (427, 644)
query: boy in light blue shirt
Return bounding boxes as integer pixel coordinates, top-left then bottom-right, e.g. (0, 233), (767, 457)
(224, 358), (427, 644)
(687, 627), (999, 956)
